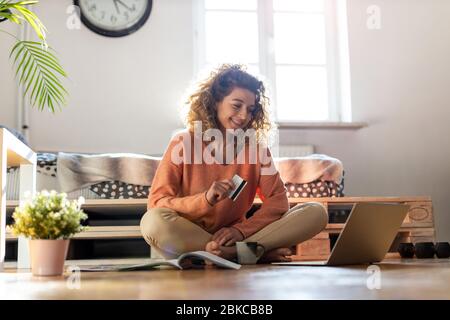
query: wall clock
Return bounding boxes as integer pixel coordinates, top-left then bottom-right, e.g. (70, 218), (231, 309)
(73, 0), (153, 37)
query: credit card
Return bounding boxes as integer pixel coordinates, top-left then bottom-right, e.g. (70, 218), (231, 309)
(229, 174), (247, 201)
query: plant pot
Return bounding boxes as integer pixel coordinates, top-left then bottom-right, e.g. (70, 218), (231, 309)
(29, 239), (69, 276)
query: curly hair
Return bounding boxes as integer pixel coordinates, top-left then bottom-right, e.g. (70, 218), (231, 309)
(184, 64), (274, 142)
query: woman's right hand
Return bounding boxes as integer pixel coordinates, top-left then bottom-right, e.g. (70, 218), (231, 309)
(205, 179), (235, 206)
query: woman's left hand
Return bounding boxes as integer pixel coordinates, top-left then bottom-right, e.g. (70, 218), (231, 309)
(212, 227), (244, 246)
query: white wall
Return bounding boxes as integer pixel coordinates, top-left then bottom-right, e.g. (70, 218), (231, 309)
(281, 0), (450, 241)
(27, 0), (193, 154)
(0, 0), (449, 240)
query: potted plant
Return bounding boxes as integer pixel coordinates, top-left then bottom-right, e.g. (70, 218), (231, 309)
(0, 0), (68, 112)
(10, 190), (87, 276)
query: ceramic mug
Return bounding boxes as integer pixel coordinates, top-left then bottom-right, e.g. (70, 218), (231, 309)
(435, 242), (450, 258)
(236, 241), (265, 264)
(415, 242), (435, 259)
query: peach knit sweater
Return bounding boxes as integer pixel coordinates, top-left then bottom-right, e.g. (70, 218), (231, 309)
(147, 132), (289, 238)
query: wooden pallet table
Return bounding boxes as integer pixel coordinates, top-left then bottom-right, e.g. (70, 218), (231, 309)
(5, 196), (434, 261)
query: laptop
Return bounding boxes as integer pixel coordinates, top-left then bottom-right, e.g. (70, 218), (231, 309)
(273, 202), (410, 266)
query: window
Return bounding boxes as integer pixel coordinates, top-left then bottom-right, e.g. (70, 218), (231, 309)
(194, 0), (351, 122)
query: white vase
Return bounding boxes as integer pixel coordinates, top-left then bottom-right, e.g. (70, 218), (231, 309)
(29, 239), (69, 276)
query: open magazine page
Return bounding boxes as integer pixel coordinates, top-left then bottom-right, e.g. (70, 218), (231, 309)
(179, 251), (241, 270)
(78, 251), (241, 272)
(78, 259), (181, 272)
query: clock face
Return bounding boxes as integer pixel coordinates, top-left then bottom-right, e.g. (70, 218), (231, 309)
(74, 0), (152, 37)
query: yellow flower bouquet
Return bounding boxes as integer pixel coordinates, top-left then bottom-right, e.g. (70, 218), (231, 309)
(11, 190), (87, 239)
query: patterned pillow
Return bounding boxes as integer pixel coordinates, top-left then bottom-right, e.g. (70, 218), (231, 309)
(285, 180), (344, 198)
(89, 181), (150, 199)
(89, 179), (344, 200)
(36, 153), (57, 177)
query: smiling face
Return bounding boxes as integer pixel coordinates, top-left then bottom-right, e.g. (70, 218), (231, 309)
(216, 87), (256, 133)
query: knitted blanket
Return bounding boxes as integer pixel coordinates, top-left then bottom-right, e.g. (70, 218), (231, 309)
(57, 152), (160, 192)
(57, 152), (343, 192)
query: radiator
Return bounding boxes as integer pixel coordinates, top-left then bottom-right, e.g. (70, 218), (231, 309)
(277, 145), (315, 157)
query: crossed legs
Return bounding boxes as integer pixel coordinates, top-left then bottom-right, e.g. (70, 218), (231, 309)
(140, 202), (328, 262)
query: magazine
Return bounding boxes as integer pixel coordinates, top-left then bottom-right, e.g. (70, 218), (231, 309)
(78, 251), (241, 271)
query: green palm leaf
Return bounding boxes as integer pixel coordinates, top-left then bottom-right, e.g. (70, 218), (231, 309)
(10, 41), (68, 112)
(1, 1), (68, 112)
(0, 1), (46, 41)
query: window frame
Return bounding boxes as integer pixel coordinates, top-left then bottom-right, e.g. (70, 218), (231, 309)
(193, 0), (349, 122)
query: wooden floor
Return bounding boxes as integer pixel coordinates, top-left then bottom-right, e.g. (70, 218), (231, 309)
(1, 258), (450, 299)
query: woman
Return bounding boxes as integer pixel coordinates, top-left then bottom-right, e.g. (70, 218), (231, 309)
(140, 64), (328, 262)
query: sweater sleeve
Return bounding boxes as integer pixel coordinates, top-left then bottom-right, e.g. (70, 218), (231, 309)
(232, 149), (289, 238)
(147, 135), (212, 219)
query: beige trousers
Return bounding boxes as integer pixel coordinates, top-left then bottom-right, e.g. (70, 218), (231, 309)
(140, 202), (328, 259)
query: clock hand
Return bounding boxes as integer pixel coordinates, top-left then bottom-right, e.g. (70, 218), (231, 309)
(116, 0), (135, 11)
(113, 0), (120, 14)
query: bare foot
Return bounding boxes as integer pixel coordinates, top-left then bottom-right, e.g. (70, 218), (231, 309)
(205, 241), (237, 261)
(258, 247), (293, 263)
